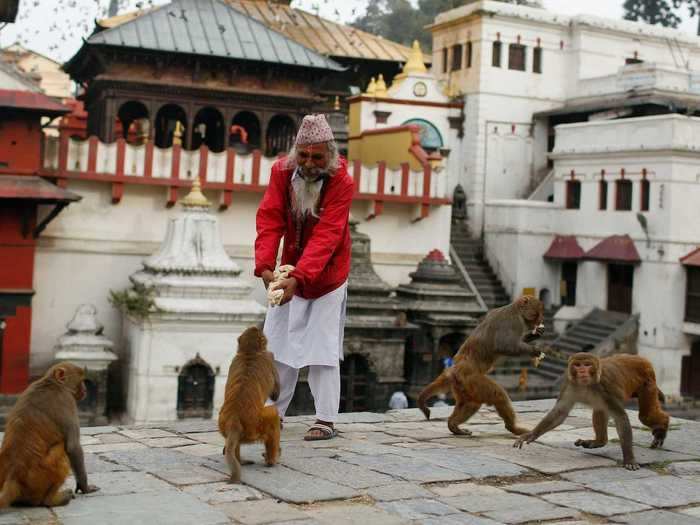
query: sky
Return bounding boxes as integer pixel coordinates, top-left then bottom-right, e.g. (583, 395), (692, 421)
(0, 0), (697, 64)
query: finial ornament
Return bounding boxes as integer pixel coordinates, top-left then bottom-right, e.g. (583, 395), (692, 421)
(365, 76), (377, 95)
(181, 177), (211, 208)
(375, 74), (388, 97)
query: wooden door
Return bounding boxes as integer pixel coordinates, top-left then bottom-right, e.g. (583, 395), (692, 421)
(561, 262), (578, 306)
(607, 264), (633, 314)
(681, 342), (700, 398)
(340, 355), (370, 413)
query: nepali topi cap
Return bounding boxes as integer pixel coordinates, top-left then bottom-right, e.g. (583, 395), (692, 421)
(295, 114), (335, 146)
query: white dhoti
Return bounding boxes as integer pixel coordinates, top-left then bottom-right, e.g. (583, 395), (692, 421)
(263, 282), (347, 421)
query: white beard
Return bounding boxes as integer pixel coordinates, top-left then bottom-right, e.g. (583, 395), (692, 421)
(291, 173), (323, 219)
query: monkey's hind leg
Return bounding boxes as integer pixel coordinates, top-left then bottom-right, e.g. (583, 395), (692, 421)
(447, 377), (480, 436)
(43, 488), (74, 507)
(261, 406), (281, 467)
(637, 383), (670, 449)
(224, 426), (243, 483)
(575, 409), (609, 449)
(477, 375), (529, 435)
(417, 372), (451, 421)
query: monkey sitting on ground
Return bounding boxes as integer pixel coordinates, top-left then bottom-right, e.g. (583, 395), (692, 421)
(514, 353), (670, 470)
(0, 362), (99, 508)
(218, 326), (281, 483)
(418, 295), (547, 436)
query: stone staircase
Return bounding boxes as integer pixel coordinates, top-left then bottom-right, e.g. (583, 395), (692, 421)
(450, 221), (509, 309)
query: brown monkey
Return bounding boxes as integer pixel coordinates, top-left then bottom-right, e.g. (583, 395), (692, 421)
(0, 362), (99, 508)
(514, 353), (670, 470)
(218, 326), (281, 483)
(418, 295), (546, 436)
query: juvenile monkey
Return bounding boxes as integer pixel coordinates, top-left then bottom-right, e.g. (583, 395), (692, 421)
(514, 353), (670, 470)
(0, 362), (99, 508)
(218, 326), (281, 483)
(418, 295), (547, 436)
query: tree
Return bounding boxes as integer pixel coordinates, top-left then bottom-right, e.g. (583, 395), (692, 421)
(622, 0), (682, 27)
(672, 0), (700, 35)
(351, 0), (542, 52)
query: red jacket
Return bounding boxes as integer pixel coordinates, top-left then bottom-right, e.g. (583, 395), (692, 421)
(254, 156), (354, 299)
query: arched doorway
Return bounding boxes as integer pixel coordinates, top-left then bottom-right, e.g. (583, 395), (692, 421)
(266, 114), (296, 156)
(230, 111), (261, 153)
(192, 107), (225, 152)
(117, 101), (149, 144)
(177, 355), (215, 419)
(402, 118), (443, 153)
(340, 355), (375, 413)
(154, 104), (187, 149)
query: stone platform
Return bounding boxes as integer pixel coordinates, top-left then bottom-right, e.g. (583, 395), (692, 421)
(3, 400), (700, 524)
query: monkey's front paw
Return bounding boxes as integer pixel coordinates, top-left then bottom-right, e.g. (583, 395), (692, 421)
(575, 439), (606, 449)
(76, 484), (100, 494)
(513, 432), (534, 448)
(624, 461), (640, 471)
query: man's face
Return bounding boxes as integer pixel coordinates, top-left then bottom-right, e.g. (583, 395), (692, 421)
(296, 142), (329, 179)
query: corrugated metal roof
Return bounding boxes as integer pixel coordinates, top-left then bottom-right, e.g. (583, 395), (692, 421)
(0, 176), (81, 202)
(98, 1), (424, 64)
(543, 235), (586, 260)
(89, 0), (343, 71)
(0, 88), (68, 114)
(586, 235), (641, 264)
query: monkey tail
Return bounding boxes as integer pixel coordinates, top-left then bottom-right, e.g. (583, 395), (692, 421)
(0, 478), (20, 508)
(417, 372), (451, 420)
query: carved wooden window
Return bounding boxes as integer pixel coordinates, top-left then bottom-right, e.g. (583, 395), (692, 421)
(615, 179), (633, 211)
(442, 47), (448, 73)
(686, 267), (700, 324)
(177, 355), (215, 419)
(640, 178), (650, 212)
(492, 41), (502, 67)
(451, 44), (463, 71)
(467, 41), (473, 68)
(566, 180), (581, 209)
(533, 46), (543, 74)
(508, 44), (526, 71)
(599, 180), (608, 210)
(340, 355), (373, 413)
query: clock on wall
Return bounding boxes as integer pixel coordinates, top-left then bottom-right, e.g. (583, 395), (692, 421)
(413, 81), (427, 97)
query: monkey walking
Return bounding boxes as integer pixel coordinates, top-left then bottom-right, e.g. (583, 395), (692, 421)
(418, 295), (548, 436)
(218, 326), (281, 483)
(514, 353), (670, 470)
(0, 363), (99, 508)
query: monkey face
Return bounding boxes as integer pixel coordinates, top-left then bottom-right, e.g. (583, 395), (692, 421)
(237, 326), (267, 354)
(568, 355), (600, 386)
(517, 295), (544, 329)
(51, 362), (88, 400)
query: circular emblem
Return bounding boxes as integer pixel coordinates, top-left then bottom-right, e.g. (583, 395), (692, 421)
(413, 81), (427, 97)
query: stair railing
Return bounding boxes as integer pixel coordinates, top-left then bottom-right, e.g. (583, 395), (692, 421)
(450, 244), (489, 312)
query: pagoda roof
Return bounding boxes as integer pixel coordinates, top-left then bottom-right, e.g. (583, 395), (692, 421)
(543, 235), (586, 261)
(84, 0), (343, 72)
(680, 247), (700, 267)
(0, 175), (80, 203)
(96, 0), (425, 64)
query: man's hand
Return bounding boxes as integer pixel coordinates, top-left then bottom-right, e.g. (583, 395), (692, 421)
(277, 277), (298, 305)
(261, 270), (274, 290)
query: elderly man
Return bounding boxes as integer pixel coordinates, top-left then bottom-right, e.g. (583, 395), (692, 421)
(254, 114), (353, 440)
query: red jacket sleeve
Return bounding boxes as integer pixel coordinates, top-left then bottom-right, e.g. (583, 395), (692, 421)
(290, 167), (354, 289)
(254, 161), (288, 277)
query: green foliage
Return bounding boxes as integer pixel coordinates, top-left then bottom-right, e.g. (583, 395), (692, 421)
(623, 0), (700, 34)
(350, 0), (541, 52)
(108, 282), (160, 320)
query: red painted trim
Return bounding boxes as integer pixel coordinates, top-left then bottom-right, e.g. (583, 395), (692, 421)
(87, 136), (98, 173)
(221, 147), (235, 211)
(58, 133), (69, 172)
(423, 164), (432, 200)
(168, 144), (181, 207)
(347, 95), (462, 109)
(199, 145), (208, 182)
(400, 163), (409, 197)
(252, 149), (261, 187)
(112, 138), (126, 205)
(144, 141), (154, 178)
(377, 161), (386, 195)
(349, 124), (420, 139)
(352, 160), (361, 194)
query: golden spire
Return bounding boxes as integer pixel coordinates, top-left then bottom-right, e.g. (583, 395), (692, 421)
(181, 177), (211, 208)
(375, 74), (388, 97)
(403, 40), (428, 75)
(173, 121), (184, 146)
(365, 76), (377, 96)
(334, 95), (341, 111)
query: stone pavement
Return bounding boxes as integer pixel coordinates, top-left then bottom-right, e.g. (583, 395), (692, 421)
(2, 399), (700, 524)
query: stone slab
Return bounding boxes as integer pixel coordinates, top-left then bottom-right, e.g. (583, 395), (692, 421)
(80, 426), (119, 435)
(377, 498), (461, 520)
(668, 461), (700, 476)
(420, 515), (505, 525)
(173, 443), (223, 457)
(54, 491), (230, 525)
(588, 476), (700, 507)
(100, 448), (207, 470)
(481, 442), (616, 473)
(365, 481), (433, 501)
(429, 482), (504, 499)
(561, 466), (659, 485)
(504, 480), (581, 495)
(240, 464), (359, 503)
(338, 453), (470, 483)
(541, 490), (651, 516)
(282, 456), (395, 489)
(119, 428), (178, 440)
(152, 465), (228, 485)
(0, 507), (55, 525)
(410, 448), (529, 478)
(83, 442), (148, 454)
(65, 471), (175, 497)
(184, 431), (225, 446)
(97, 432), (133, 444)
(181, 482), (264, 504)
(303, 502), (406, 525)
(440, 491), (537, 514)
(612, 510), (700, 524)
(483, 503), (579, 524)
(219, 499), (308, 524)
(142, 437), (198, 448)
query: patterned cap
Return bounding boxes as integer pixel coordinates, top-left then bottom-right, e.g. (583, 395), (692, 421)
(295, 114), (335, 146)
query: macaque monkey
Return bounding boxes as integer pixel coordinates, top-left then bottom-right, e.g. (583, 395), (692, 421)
(418, 295), (547, 436)
(218, 326), (281, 483)
(0, 363), (99, 508)
(514, 353), (670, 471)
